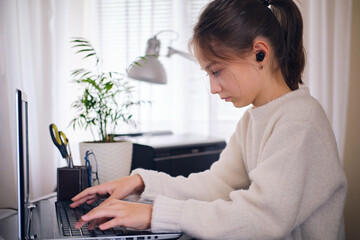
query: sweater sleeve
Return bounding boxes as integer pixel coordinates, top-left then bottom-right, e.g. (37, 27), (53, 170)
(150, 120), (347, 240)
(131, 121), (251, 202)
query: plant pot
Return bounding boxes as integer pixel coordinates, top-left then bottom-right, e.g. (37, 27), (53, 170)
(79, 141), (133, 185)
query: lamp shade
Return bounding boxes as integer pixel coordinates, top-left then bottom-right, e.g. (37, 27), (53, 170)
(128, 56), (167, 84)
(127, 33), (194, 84)
(128, 36), (167, 84)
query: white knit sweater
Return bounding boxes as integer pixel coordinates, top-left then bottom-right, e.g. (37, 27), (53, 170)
(132, 87), (347, 240)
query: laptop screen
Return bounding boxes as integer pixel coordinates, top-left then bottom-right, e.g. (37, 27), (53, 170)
(16, 89), (31, 240)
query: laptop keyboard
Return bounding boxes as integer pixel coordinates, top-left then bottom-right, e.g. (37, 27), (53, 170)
(56, 200), (124, 237)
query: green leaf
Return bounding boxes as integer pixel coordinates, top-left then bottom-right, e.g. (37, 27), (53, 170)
(71, 44), (92, 48)
(75, 49), (95, 54)
(104, 82), (113, 91)
(71, 39), (89, 43)
(71, 69), (86, 76)
(79, 71), (92, 79)
(83, 53), (96, 59)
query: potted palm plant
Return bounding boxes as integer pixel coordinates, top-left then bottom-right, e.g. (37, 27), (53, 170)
(70, 37), (145, 184)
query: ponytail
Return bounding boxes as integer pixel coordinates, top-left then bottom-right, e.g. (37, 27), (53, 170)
(270, 0), (305, 90)
(192, 0), (305, 90)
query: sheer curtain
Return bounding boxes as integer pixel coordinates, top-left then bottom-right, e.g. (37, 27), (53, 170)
(301, 0), (353, 162)
(0, 0), (72, 206)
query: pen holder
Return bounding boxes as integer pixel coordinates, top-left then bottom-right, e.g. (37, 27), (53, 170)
(57, 166), (89, 201)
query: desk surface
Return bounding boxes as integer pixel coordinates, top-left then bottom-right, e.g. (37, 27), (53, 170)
(0, 209), (16, 221)
(123, 133), (225, 149)
(0, 209), (17, 240)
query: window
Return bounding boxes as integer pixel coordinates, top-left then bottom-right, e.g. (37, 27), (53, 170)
(93, 0), (247, 140)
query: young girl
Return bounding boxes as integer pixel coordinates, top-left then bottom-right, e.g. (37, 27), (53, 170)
(71, 0), (347, 239)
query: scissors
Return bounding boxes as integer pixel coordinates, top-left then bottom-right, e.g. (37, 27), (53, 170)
(49, 124), (74, 168)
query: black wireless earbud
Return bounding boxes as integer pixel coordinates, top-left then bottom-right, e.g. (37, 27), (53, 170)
(256, 52), (265, 62)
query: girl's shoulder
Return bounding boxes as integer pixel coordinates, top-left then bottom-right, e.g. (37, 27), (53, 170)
(238, 87), (333, 137)
(247, 87), (327, 123)
(276, 87), (329, 124)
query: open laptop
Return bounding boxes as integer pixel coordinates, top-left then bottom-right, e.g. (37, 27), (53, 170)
(15, 89), (182, 240)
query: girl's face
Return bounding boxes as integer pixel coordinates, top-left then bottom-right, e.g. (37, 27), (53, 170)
(194, 45), (265, 108)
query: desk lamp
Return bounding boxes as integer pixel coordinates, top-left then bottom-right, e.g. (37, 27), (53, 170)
(127, 30), (195, 84)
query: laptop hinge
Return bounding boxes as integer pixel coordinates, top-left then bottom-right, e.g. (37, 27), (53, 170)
(26, 203), (38, 240)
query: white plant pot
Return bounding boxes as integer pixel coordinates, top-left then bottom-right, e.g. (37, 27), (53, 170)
(79, 141), (133, 185)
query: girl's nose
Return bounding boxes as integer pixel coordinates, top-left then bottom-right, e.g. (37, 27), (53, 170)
(209, 76), (222, 94)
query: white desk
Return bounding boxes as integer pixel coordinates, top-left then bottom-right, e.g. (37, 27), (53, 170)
(0, 208), (17, 240)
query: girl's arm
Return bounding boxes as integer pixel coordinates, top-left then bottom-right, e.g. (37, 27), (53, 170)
(150, 121), (347, 239)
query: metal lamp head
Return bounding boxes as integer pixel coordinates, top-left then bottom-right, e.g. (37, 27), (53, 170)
(128, 37), (167, 84)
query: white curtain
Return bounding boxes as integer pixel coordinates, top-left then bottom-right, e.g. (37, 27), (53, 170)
(0, 0), (71, 207)
(0, 0), (353, 208)
(301, 0), (353, 162)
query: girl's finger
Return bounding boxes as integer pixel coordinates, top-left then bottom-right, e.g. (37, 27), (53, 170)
(88, 218), (98, 230)
(99, 218), (124, 231)
(70, 194), (97, 208)
(71, 186), (98, 201)
(81, 205), (120, 224)
(86, 195), (101, 205)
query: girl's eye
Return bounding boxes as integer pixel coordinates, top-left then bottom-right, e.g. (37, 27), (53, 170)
(212, 70), (221, 77)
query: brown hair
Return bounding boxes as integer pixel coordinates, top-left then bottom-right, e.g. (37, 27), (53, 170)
(191, 0), (305, 91)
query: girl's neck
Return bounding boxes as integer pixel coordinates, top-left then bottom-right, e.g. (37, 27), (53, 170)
(253, 71), (291, 107)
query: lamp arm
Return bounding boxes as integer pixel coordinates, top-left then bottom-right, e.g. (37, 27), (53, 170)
(166, 47), (196, 62)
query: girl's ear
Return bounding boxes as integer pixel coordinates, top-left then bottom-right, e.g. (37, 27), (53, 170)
(253, 38), (270, 64)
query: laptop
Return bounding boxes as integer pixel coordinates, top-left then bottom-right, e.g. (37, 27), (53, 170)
(15, 89), (182, 240)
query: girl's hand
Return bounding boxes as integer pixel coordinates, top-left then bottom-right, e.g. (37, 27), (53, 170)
(70, 174), (145, 208)
(74, 199), (153, 230)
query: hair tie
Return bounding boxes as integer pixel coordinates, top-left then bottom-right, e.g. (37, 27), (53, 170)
(260, 0), (270, 7)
